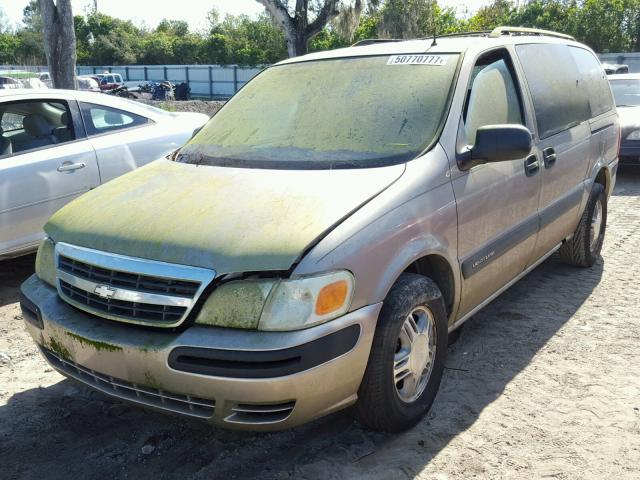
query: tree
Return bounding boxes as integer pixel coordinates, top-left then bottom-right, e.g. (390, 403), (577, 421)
(256, 0), (363, 57)
(39, 0), (76, 89)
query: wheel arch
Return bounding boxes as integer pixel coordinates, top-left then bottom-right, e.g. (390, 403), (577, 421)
(402, 254), (457, 318)
(594, 166), (610, 196)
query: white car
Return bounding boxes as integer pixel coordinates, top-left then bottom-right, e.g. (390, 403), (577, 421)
(0, 89), (209, 259)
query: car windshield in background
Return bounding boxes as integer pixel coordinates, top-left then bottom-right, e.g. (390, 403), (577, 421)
(177, 54), (460, 169)
(609, 79), (640, 107)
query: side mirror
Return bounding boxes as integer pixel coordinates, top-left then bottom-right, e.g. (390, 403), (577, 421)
(459, 124), (532, 170)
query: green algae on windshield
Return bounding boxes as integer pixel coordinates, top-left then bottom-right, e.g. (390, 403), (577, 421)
(180, 54), (459, 167)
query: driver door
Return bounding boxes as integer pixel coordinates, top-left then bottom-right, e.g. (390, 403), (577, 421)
(451, 48), (542, 318)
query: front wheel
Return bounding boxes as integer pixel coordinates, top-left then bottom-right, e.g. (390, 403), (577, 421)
(355, 273), (448, 432)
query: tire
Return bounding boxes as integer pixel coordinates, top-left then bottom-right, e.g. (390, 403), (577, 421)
(558, 182), (607, 267)
(355, 273), (448, 432)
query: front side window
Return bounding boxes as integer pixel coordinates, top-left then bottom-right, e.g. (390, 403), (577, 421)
(178, 54), (460, 169)
(462, 52), (524, 146)
(609, 78), (640, 107)
(79, 102), (149, 136)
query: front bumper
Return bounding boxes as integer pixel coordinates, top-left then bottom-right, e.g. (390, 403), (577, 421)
(20, 274), (381, 430)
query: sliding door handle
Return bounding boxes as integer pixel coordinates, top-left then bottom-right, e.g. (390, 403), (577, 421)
(543, 147), (557, 168)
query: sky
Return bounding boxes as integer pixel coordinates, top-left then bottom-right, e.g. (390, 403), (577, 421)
(1, 0), (491, 32)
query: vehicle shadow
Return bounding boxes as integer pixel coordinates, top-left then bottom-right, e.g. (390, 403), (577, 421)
(613, 164), (640, 196)
(0, 254), (35, 307)
(0, 256), (604, 480)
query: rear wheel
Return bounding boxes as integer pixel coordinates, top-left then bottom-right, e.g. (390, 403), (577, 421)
(355, 273), (448, 432)
(559, 183), (607, 267)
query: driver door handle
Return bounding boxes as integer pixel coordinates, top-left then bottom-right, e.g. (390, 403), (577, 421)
(57, 161), (86, 172)
(524, 155), (540, 176)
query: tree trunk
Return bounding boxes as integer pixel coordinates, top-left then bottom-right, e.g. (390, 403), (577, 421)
(39, 0), (77, 89)
(257, 0), (341, 58)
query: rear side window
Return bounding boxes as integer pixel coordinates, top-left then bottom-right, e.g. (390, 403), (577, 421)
(79, 102), (149, 136)
(516, 44), (591, 139)
(569, 47), (614, 117)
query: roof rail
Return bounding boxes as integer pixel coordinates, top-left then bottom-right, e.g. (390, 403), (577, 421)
(426, 31), (490, 40)
(489, 26), (575, 41)
(351, 38), (404, 47)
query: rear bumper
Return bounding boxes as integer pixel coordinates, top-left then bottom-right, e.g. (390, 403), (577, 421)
(20, 274), (381, 430)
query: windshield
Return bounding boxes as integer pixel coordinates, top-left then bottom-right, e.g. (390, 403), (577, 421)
(177, 54), (460, 169)
(610, 79), (640, 107)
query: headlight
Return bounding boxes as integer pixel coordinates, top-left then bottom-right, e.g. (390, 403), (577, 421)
(194, 279), (276, 329)
(195, 270), (355, 331)
(258, 271), (354, 331)
(35, 237), (56, 287)
(627, 130), (640, 140)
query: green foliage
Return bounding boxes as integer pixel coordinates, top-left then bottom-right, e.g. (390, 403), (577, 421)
(0, 1), (638, 66)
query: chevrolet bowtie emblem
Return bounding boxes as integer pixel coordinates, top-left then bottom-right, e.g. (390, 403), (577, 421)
(94, 284), (116, 299)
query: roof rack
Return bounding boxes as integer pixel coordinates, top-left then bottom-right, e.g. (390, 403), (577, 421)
(489, 26), (575, 41)
(351, 27), (574, 48)
(426, 31), (490, 39)
(351, 38), (404, 47)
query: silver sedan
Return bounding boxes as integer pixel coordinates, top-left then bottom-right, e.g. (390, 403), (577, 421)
(0, 89), (209, 259)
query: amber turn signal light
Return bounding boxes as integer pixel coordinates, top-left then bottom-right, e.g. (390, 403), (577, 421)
(315, 280), (349, 315)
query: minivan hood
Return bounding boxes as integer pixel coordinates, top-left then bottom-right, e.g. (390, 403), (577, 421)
(45, 159), (404, 273)
(617, 105), (640, 127)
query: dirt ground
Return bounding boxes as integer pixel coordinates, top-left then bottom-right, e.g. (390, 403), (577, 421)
(137, 99), (226, 117)
(1, 169), (639, 480)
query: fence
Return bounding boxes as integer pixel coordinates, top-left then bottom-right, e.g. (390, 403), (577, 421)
(2, 52), (638, 97)
(0, 64), (263, 98)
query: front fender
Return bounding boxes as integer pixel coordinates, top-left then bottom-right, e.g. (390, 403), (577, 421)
(293, 147), (460, 319)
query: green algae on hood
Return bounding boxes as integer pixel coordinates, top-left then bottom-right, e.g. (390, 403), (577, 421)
(44, 159), (404, 273)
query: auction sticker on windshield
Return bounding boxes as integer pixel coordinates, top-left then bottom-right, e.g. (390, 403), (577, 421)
(387, 54), (449, 66)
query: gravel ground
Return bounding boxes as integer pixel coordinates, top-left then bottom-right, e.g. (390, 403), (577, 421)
(1, 168), (639, 480)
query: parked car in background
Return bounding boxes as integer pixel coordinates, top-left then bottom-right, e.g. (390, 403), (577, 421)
(21, 77), (49, 89)
(38, 72), (53, 88)
(603, 63), (629, 75)
(19, 27), (618, 432)
(609, 73), (640, 164)
(77, 76), (101, 92)
(94, 73), (125, 91)
(0, 76), (23, 89)
(0, 89), (209, 259)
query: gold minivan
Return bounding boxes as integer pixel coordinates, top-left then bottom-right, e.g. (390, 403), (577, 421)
(20, 27), (619, 431)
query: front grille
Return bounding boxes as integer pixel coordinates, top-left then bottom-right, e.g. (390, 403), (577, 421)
(59, 255), (200, 297)
(54, 243), (216, 328)
(41, 346), (215, 418)
(60, 279), (187, 323)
